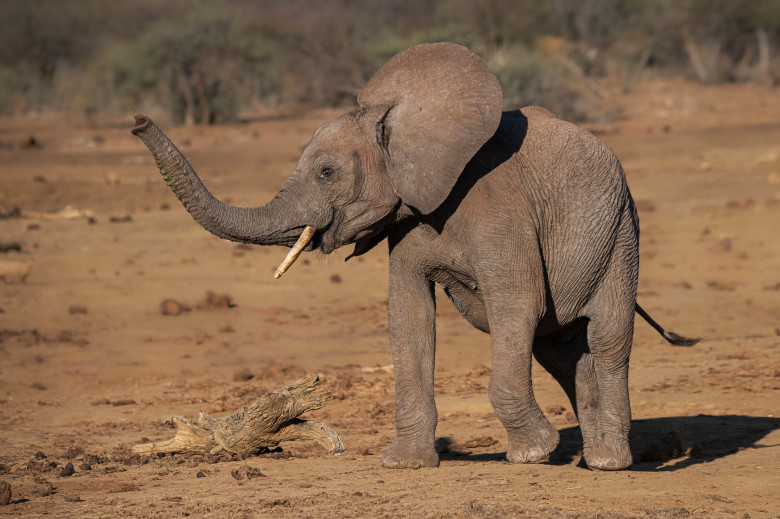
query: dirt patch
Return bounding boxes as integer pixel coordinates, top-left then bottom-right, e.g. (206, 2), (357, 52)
(0, 82), (778, 517)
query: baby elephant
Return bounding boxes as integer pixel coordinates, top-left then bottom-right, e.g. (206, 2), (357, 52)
(132, 43), (698, 470)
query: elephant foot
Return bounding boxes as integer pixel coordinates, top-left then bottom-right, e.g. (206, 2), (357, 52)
(505, 421), (559, 463)
(583, 437), (632, 471)
(380, 441), (439, 469)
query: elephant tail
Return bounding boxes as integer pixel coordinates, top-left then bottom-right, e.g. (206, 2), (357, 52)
(635, 303), (701, 346)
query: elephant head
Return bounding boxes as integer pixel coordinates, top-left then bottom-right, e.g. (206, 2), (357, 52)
(132, 43), (503, 276)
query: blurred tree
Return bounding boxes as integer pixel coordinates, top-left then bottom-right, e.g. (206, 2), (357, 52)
(1, 0), (779, 121)
(91, 9), (280, 124)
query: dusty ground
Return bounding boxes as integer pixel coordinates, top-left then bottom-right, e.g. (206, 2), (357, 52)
(0, 81), (778, 518)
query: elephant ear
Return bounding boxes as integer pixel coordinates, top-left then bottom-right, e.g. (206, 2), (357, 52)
(357, 43), (503, 214)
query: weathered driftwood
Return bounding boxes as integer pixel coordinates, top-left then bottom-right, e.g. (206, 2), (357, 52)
(133, 375), (344, 456)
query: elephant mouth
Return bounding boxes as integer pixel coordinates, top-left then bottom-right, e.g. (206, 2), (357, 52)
(313, 210), (343, 255)
(274, 208), (390, 278)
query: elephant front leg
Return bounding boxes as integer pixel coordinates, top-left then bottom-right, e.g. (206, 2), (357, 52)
(380, 267), (439, 469)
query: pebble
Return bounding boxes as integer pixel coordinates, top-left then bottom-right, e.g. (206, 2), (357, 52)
(68, 305), (88, 315)
(31, 482), (53, 497)
(160, 299), (189, 316)
(60, 462), (75, 477)
(233, 368), (254, 382)
(230, 465), (266, 481)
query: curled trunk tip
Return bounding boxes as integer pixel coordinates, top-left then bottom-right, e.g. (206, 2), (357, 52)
(131, 114), (151, 135)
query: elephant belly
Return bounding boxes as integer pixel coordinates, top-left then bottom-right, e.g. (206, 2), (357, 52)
(442, 283), (490, 333)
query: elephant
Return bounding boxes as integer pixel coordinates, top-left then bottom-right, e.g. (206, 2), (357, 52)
(131, 42), (699, 471)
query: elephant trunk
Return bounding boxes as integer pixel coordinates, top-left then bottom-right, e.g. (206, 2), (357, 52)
(131, 114), (295, 247)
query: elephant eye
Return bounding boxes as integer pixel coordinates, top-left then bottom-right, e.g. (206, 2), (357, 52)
(319, 167), (333, 179)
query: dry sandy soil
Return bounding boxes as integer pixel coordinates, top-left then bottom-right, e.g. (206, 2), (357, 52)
(0, 81), (778, 518)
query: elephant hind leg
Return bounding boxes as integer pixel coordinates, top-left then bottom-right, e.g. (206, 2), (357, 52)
(534, 315), (632, 471)
(580, 312), (633, 471)
(532, 322), (599, 462)
(579, 244), (637, 470)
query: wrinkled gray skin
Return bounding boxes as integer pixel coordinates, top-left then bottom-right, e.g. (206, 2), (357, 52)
(133, 43), (698, 471)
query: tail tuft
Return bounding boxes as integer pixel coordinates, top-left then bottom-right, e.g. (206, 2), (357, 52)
(636, 303), (701, 347)
(662, 331), (701, 347)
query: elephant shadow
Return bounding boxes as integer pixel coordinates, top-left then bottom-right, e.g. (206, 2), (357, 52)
(436, 414), (780, 471)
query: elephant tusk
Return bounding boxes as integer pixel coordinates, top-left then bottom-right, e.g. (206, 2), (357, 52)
(274, 225), (316, 279)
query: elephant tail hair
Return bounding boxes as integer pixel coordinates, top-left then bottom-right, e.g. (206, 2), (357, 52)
(635, 303), (702, 346)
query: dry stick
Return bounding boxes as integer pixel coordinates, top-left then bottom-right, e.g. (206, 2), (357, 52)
(133, 375), (344, 456)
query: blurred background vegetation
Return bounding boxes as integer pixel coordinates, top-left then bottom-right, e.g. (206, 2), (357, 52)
(1, 0), (779, 124)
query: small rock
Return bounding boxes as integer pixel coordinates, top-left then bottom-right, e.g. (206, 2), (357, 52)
(64, 445), (84, 459)
(31, 382), (47, 391)
(641, 431), (683, 462)
(330, 274), (342, 284)
(27, 223), (40, 231)
(195, 290), (235, 310)
(85, 454), (102, 465)
(60, 462), (75, 477)
(0, 260), (32, 284)
(23, 135), (41, 149)
(462, 436), (498, 449)
(34, 451), (47, 459)
(160, 299), (189, 316)
(31, 481), (53, 497)
(78, 463), (92, 471)
(468, 363), (491, 377)
(0, 242), (21, 253)
(230, 465), (266, 481)
(233, 368), (254, 382)
(0, 480), (10, 506)
(196, 471), (206, 478)
(545, 405), (566, 416)
(63, 493), (83, 502)
(68, 305), (88, 315)
(685, 444), (704, 458)
(440, 442), (471, 456)
(0, 206), (20, 219)
(109, 215), (133, 223)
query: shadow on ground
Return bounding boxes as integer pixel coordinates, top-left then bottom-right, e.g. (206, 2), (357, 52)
(437, 415), (779, 471)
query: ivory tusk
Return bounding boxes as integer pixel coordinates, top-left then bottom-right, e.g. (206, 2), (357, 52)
(274, 225), (316, 279)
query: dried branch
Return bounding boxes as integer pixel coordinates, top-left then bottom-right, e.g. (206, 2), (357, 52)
(133, 375), (344, 456)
